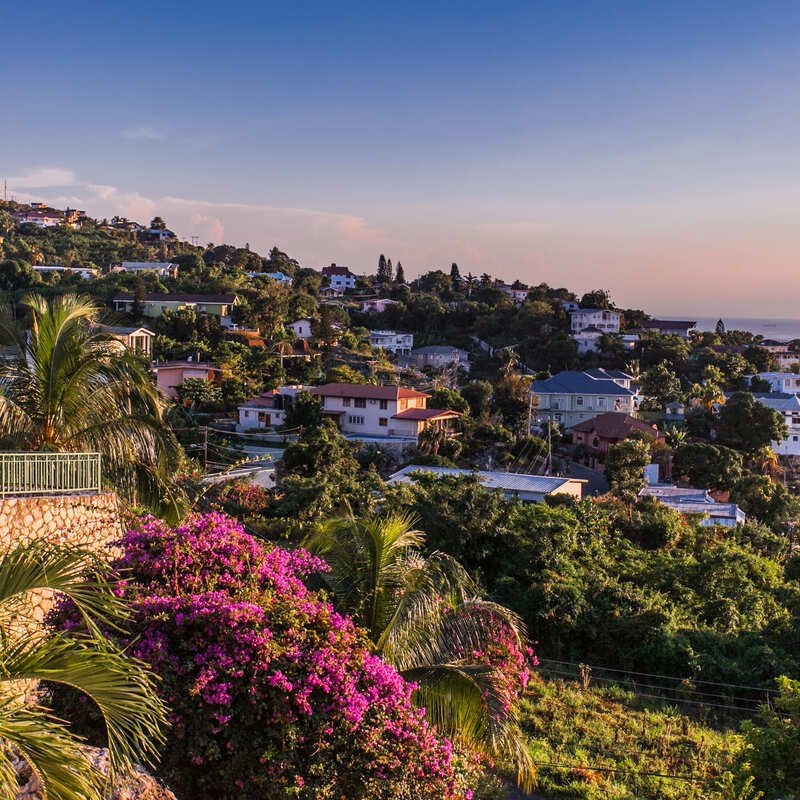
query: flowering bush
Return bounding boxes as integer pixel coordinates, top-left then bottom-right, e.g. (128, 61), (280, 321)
(212, 481), (271, 518)
(52, 513), (484, 799)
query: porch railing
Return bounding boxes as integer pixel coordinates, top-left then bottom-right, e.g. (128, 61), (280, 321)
(0, 453), (102, 498)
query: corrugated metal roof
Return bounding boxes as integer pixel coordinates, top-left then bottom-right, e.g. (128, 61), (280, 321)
(387, 465), (584, 494)
(532, 371), (635, 396)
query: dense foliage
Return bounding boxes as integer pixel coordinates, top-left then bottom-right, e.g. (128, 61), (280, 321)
(53, 513), (489, 800)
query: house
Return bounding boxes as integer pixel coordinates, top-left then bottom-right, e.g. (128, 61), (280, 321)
(225, 328), (266, 348)
(751, 372), (800, 394)
(360, 298), (398, 313)
(246, 271), (293, 285)
(321, 263), (356, 291)
(571, 413), (664, 455)
(152, 361), (223, 400)
(760, 340), (800, 370)
(748, 393), (800, 456)
(237, 386), (309, 431)
(141, 228), (177, 244)
(400, 345), (470, 372)
(288, 319), (313, 340)
(14, 208), (63, 227)
(309, 383), (459, 442)
(664, 401), (686, 422)
(498, 285), (530, 303)
(114, 261), (178, 279)
(532, 370), (637, 429)
(387, 466), (586, 502)
(572, 327), (639, 354)
(584, 368), (635, 390)
(99, 325), (155, 357)
(369, 330), (414, 355)
(570, 308), (621, 334)
(113, 293), (239, 325)
(636, 319), (697, 338)
(33, 265), (98, 280)
(640, 483), (745, 527)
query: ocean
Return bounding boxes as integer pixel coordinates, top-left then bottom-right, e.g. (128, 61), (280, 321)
(688, 317), (800, 341)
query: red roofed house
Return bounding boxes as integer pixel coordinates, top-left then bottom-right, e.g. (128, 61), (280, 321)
(310, 383), (459, 441)
(321, 263), (356, 291)
(571, 412), (664, 456)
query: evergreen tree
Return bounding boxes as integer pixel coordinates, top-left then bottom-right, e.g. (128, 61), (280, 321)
(386, 257), (393, 282)
(715, 318), (726, 335)
(376, 254), (391, 283)
(395, 262), (405, 284)
(450, 262), (461, 282)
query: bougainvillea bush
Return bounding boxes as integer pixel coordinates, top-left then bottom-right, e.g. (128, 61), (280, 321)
(51, 513), (488, 800)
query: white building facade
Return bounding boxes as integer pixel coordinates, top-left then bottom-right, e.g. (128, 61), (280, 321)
(369, 330), (414, 355)
(570, 308), (621, 334)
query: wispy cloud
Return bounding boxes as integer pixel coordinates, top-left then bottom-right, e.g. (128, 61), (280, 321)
(122, 126), (165, 141)
(7, 167), (77, 188)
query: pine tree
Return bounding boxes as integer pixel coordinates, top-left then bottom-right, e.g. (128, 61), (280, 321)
(377, 254), (390, 283)
(715, 319), (726, 336)
(450, 262), (461, 282)
(386, 258), (393, 282)
(395, 262), (405, 284)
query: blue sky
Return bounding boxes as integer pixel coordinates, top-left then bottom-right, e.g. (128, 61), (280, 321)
(4, 1), (800, 315)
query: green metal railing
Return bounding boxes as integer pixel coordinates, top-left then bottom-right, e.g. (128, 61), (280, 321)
(0, 453), (102, 498)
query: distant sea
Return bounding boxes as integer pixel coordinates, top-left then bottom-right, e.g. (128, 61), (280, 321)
(686, 317), (800, 341)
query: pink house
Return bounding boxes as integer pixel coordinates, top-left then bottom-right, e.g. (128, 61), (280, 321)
(152, 362), (222, 399)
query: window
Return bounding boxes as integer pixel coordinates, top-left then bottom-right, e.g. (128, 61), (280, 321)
(576, 397), (584, 406)
(354, 398), (366, 408)
(399, 399), (407, 411)
(342, 398), (351, 407)
(244, 410), (250, 418)
(597, 398), (605, 408)
(379, 417), (388, 427)
(348, 415), (365, 425)
(379, 399), (388, 410)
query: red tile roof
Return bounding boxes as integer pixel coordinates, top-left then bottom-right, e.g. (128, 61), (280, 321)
(311, 383), (430, 400)
(571, 412), (663, 440)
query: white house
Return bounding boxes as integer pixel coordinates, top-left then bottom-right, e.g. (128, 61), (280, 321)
(246, 271), (293, 285)
(570, 308), (621, 334)
(401, 345), (470, 372)
(310, 383), (459, 442)
(237, 386), (309, 431)
(114, 261), (178, 279)
(750, 393), (800, 456)
(13, 208), (63, 227)
(640, 484), (746, 527)
(369, 330), (414, 355)
(752, 372), (800, 394)
(288, 319), (313, 340)
(33, 265), (98, 280)
(498, 285), (530, 303)
(387, 466), (586, 502)
(532, 370), (637, 429)
(322, 263), (356, 291)
(360, 298), (398, 313)
(572, 327), (639, 354)
(100, 325), (155, 357)
(636, 319), (697, 338)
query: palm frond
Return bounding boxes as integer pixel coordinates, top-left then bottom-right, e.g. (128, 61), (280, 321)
(0, 698), (105, 800)
(0, 635), (167, 780)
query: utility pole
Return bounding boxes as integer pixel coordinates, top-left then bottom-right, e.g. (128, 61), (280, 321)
(546, 420), (552, 475)
(203, 426), (208, 470)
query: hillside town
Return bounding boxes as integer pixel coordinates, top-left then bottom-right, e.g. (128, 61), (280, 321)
(1, 199), (800, 800)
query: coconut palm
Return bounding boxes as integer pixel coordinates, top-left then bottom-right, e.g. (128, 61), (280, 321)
(305, 513), (535, 788)
(0, 540), (166, 800)
(0, 293), (183, 510)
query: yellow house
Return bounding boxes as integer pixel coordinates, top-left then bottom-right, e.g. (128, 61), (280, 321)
(113, 293), (240, 323)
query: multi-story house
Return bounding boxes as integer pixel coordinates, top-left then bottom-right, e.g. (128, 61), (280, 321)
(113, 261), (179, 279)
(572, 327), (638, 354)
(749, 393), (800, 456)
(321, 263), (356, 291)
(400, 345), (470, 372)
(237, 386), (309, 430)
(13, 208), (63, 227)
(760, 340), (800, 370)
(498, 285), (530, 303)
(531, 370), (637, 429)
(369, 330), (414, 355)
(570, 308), (621, 334)
(310, 383), (459, 442)
(113, 293), (239, 326)
(752, 372), (800, 394)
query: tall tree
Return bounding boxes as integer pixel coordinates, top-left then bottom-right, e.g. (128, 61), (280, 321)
(376, 254), (391, 283)
(716, 392), (788, 453)
(606, 439), (650, 502)
(306, 513), (534, 788)
(0, 294), (183, 510)
(395, 261), (405, 284)
(450, 262), (461, 282)
(149, 216), (167, 230)
(715, 318), (726, 336)
(386, 257), (393, 282)
(0, 541), (166, 800)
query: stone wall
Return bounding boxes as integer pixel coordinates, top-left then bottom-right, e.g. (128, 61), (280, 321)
(0, 492), (123, 633)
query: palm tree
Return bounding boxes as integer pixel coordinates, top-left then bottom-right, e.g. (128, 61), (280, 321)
(305, 513), (535, 789)
(0, 293), (183, 510)
(0, 540), (166, 800)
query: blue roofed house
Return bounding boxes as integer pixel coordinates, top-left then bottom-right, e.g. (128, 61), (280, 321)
(532, 369), (637, 430)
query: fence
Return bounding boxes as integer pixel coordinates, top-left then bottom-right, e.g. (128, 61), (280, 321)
(0, 453), (102, 498)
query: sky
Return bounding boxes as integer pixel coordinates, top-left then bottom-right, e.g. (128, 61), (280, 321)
(4, 1), (800, 316)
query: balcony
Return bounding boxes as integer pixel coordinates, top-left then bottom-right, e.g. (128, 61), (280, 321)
(0, 453), (102, 498)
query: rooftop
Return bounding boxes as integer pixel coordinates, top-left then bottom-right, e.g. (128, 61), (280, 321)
(387, 465), (586, 496)
(311, 383), (430, 400)
(572, 412), (662, 439)
(391, 408), (460, 421)
(532, 370), (635, 397)
(114, 292), (238, 304)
